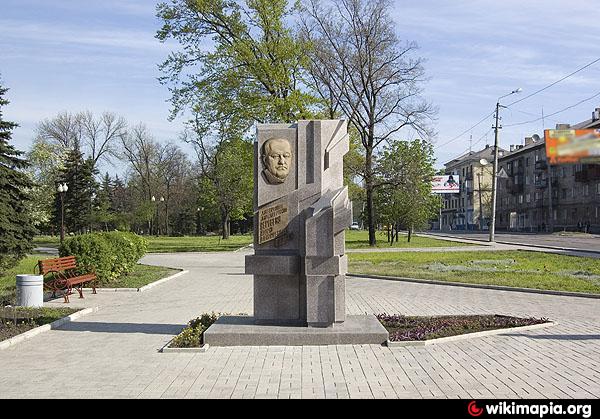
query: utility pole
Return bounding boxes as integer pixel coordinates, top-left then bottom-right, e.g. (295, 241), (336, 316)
(489, 102), (501, 243)
(489, 88), (522, 243)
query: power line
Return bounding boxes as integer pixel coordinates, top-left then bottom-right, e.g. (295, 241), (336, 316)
(436, 110), (495, 150)
(507, 57), (600, 107)
(504, 90), (600, 128)
(445, 128), (493, 163)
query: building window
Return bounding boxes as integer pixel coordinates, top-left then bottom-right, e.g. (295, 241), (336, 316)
(526, 194), (531, 203)
(519, 195), (524, 204)
(584, 185), (590, 196)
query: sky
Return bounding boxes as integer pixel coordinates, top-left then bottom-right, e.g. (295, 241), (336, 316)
(1, 0), (600, 170)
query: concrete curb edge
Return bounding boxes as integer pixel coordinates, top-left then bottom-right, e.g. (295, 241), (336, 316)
(0, 306), (99, 350)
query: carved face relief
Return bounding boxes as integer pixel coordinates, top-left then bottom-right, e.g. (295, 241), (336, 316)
(261, 138), (293, 184)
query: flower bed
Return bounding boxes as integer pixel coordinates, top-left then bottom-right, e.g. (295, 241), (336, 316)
(0, 306), (77, 342)
(170, 313), (220, 348)
(377, 314), (550, 342)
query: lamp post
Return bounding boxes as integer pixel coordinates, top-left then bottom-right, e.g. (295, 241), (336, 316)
(159, 197), (165, 236)
(151, 196), (156, 235)
(489, 88), (522, 242)
(57, 183), (69, 244)
(151, 196), (164, 236)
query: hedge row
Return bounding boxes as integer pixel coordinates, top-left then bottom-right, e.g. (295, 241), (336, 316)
(60, 232), (147, 283)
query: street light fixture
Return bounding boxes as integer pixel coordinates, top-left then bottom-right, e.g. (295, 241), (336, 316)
(57, 183), (69, 244)
(489, 88), (522, 243)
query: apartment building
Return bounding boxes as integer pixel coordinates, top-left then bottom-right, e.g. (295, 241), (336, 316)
(441, 145), (504, 230)
(497, 108), (600, 233)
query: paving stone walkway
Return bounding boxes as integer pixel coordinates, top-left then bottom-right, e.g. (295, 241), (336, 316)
(1, 252), (598, 399)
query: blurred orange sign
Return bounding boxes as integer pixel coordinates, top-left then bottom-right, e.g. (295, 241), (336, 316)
(545, 129), (600, 165)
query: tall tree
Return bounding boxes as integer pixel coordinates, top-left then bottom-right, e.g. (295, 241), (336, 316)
(54, 143), (97, 235)
(156, 0), (318, 127)
(157, 143), (190, 236)
(191, 132), (254, 239)
(35, 111), (126, 171)
(0, 83), (35, 274)
(300, 0), (436, 246)
(375, 139), (439, 242)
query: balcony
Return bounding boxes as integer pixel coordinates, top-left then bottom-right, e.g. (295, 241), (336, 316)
(534, 180), (548, 189)
(535, 161), (548, 171)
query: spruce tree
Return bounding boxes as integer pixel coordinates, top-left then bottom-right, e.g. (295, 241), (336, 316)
(54, 142), (97, 235)
(0, 83), (35, 274)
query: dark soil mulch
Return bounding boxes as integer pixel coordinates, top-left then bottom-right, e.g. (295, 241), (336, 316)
(0, 307), (77, 342)
(377, 314), (550, 342)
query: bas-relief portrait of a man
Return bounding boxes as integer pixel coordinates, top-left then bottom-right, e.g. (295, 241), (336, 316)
(261, 138), (293, 185)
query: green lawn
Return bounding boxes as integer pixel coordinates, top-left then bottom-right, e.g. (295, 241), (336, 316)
(348, 251), (600, 294)
(32, 235), (60, 248)
(144, 235), (254, 253)
(109, 264), (180, 289)
(33, 232), (468, 253)
(345, 230), (474, 249)
(1, 255), (178, 304)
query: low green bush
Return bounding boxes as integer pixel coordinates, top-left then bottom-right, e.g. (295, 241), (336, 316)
(171, 313), (220, 348)
(60, 232), (147, 284)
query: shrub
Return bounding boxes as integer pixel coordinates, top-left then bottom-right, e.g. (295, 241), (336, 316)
(170, 313), (220, 348)
(60, 232), (147, 284)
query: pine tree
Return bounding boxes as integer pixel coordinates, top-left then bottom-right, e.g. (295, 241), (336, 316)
(0, 83), (35, 274)
(54, 142), (97, 235)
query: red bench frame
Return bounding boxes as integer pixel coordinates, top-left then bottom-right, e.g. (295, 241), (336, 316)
(36, 256), (97, 303)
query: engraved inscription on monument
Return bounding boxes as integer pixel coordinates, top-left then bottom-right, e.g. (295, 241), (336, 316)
(258, 203), (289, 245)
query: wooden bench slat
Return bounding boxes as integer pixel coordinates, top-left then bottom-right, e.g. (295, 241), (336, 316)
(38, 256), (97, 303)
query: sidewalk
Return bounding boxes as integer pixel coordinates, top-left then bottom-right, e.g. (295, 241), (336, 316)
(0, 252), (598, 399)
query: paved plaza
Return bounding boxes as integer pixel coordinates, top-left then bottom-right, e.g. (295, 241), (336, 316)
(1, 252), (599, 399)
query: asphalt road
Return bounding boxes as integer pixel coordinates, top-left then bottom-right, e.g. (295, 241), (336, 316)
(427, 231), (600, 253)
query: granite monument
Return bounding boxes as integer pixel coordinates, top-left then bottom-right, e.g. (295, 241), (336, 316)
(204, 120), (388, 346)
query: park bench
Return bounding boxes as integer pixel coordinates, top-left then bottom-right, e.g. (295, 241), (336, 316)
(36, 256), (97, 303)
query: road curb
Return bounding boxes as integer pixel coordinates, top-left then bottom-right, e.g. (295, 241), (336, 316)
(348, 273), (600, 300)
(0, 307), (99, 350)
(78, 270), (189, 294)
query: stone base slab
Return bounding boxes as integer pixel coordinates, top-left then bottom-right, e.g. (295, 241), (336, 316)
(204, 315), (388, 347)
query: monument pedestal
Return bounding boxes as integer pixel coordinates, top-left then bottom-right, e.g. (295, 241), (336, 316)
(203, 315), (389, 347)
(212, 120), (384, 347)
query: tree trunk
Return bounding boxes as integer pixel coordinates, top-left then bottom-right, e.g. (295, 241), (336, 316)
(221, 209), (230, 240)
(166, 203), (170, 237)
(387, 225), (390, 243)
(408, 227), (413, 243)
(395, 223), (399, 243)
(365, 145), (376, 247)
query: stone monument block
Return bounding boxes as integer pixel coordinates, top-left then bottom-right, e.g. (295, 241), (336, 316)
(204, 120), (389, 346)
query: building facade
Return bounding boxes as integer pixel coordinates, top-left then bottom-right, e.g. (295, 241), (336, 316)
(441, 107), (600, 233)
(441, 145), (503, 231)
(497, 108), (600, 233)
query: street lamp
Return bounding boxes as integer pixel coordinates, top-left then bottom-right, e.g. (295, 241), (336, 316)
(151, 196), (164, 236)
(57, 183), (69, 244)
(489, 88), (522, 243)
